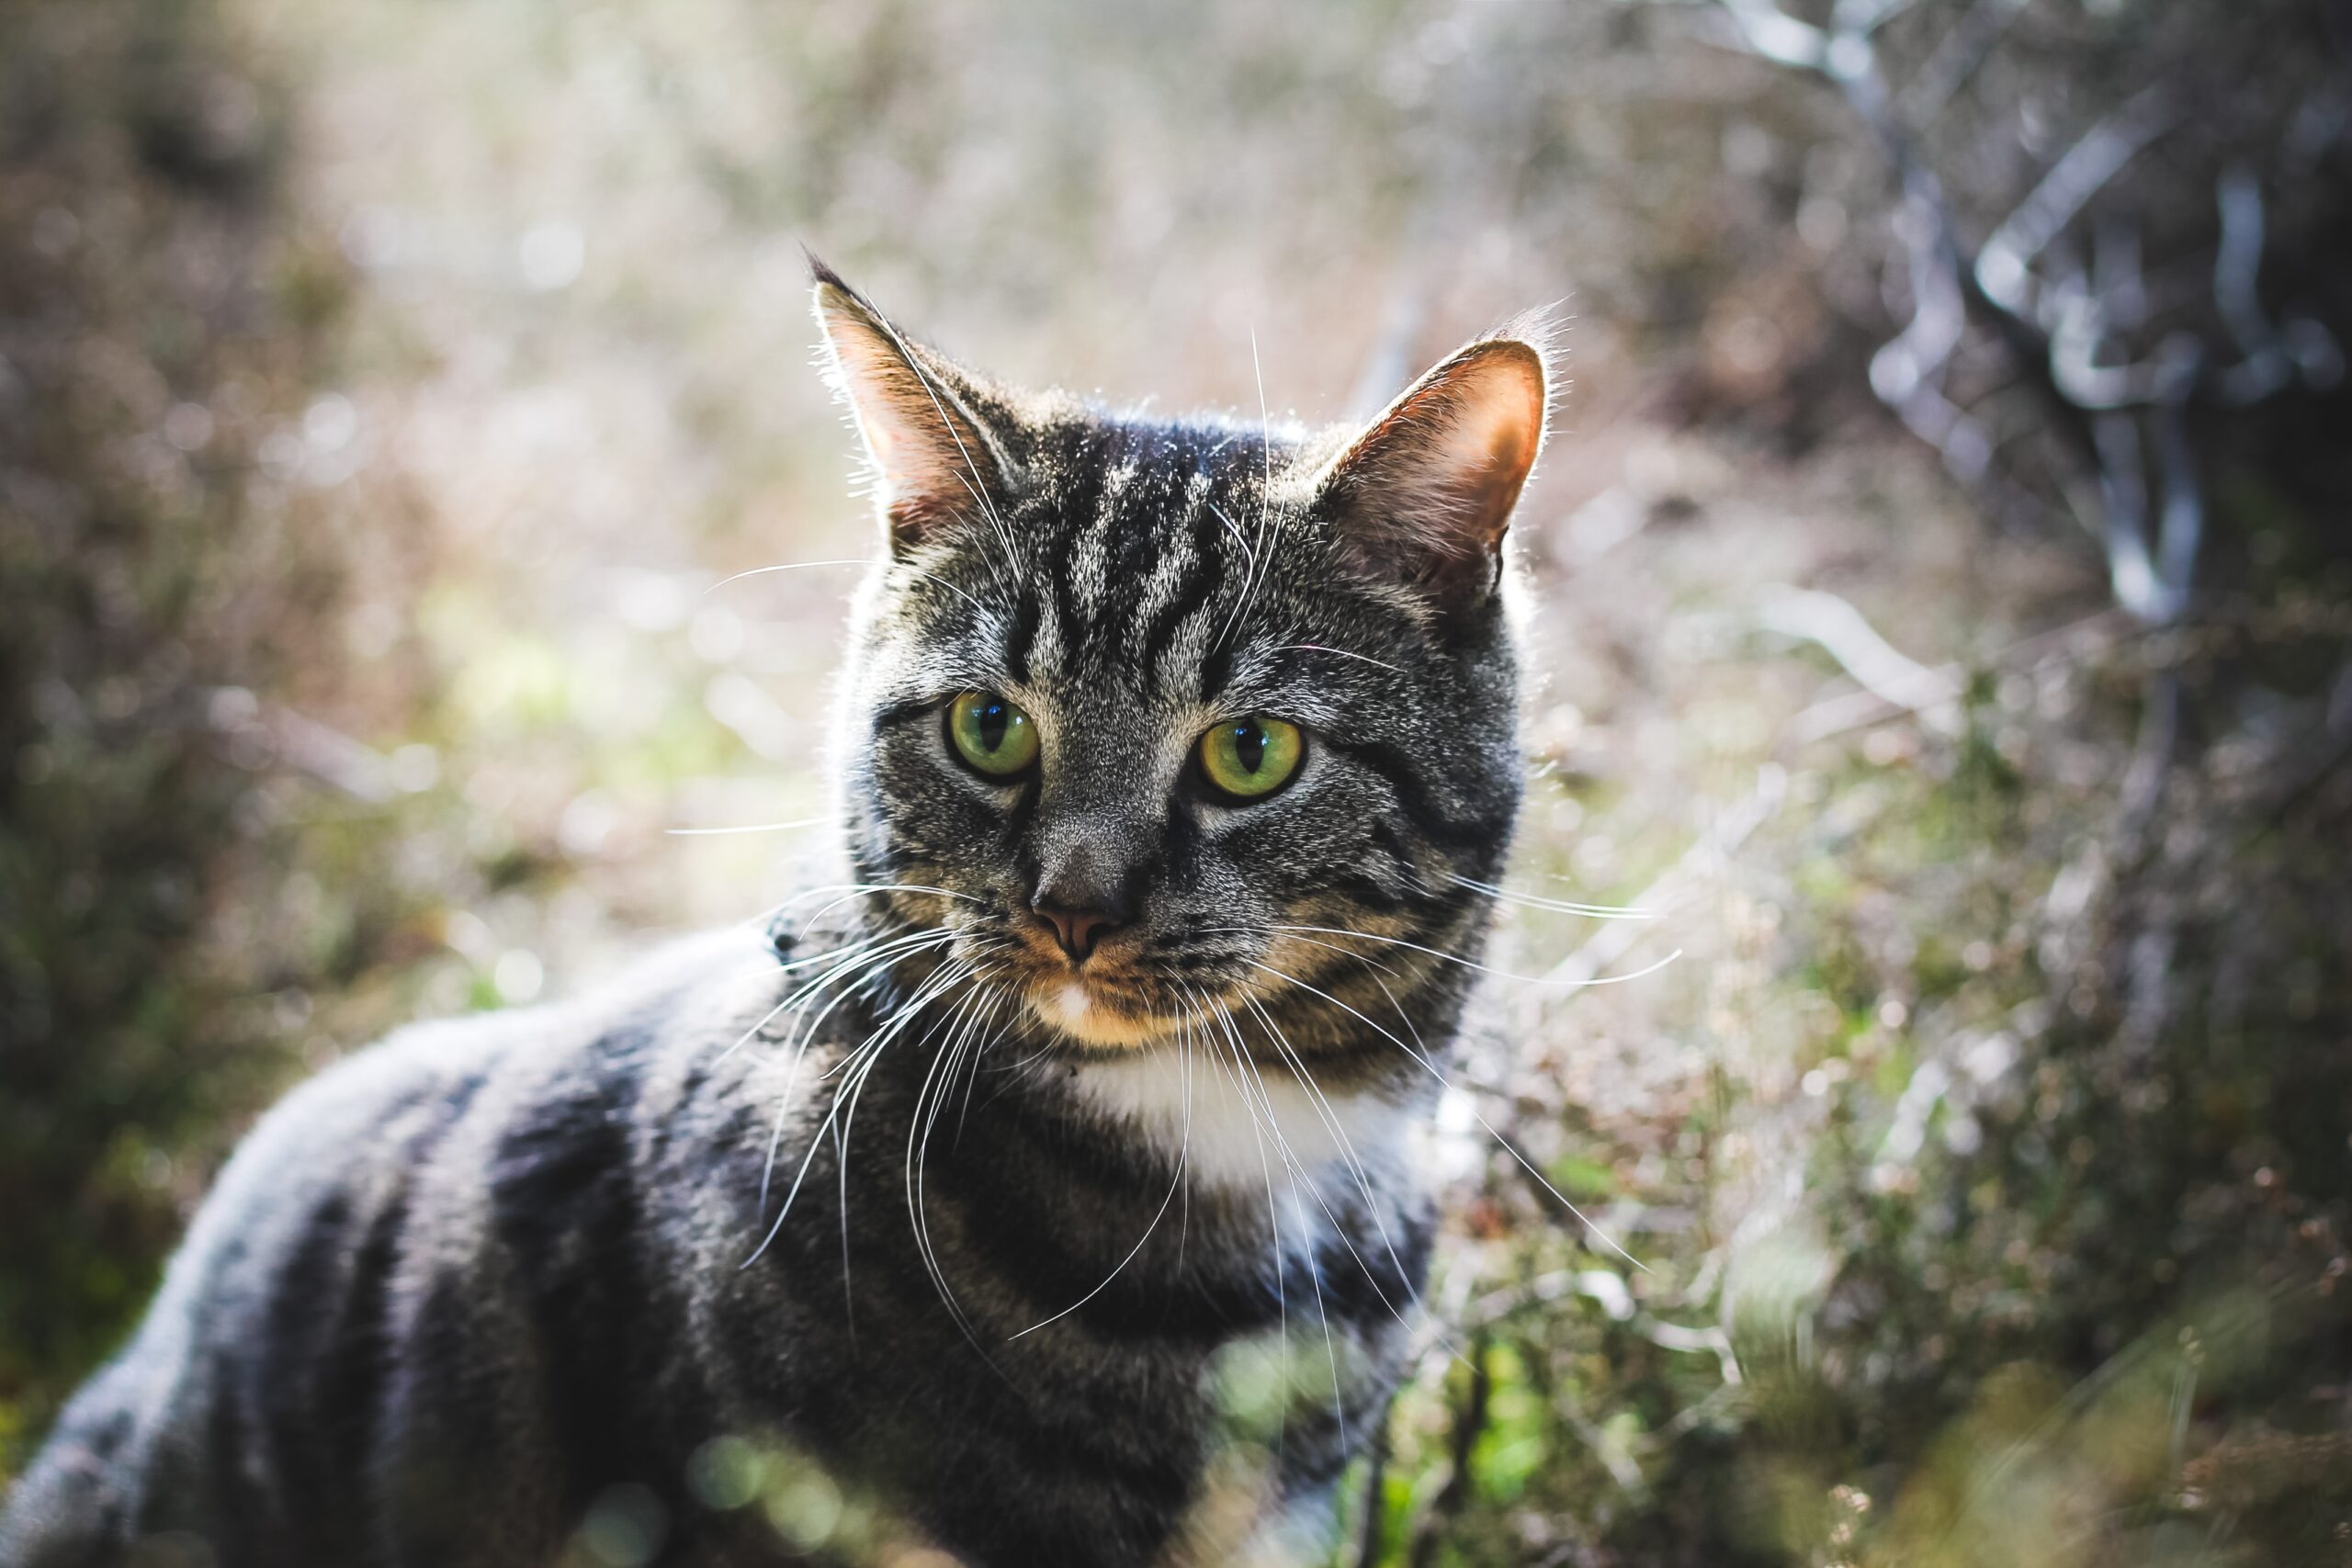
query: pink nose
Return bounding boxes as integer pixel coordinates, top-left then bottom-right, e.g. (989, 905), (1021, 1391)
(1035, 904), (1121, 962)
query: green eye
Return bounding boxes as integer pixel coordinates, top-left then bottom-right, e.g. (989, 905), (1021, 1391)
(946, 692), (1039, 777)
(1198, 716), (1305, 800)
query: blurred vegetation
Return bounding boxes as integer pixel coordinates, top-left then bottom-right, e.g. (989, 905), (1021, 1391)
(0, 0), (345, 1463)
(3, 0), (2348, 1562)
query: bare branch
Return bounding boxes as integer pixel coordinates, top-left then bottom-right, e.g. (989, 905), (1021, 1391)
(2048, 306), (2202, 410)
(2206, 167), (2344, 405)
(2150, 395), (2204, 623)
(1713, 0), (1827, 71)
(1756, 587), (1964, 735)
(1869, 174), (1969, 407)
(1975, 85), (2179, 321)
(2093, 413), (2159, 618)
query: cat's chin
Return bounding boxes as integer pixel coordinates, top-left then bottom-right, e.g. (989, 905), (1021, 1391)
(1024, 977), (1181, 1050)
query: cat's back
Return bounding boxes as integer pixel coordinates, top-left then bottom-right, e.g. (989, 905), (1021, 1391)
(0, 926), (786, 1568)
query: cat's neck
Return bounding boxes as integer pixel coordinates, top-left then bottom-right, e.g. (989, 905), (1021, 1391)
(1059, 1044), (1436, 1193)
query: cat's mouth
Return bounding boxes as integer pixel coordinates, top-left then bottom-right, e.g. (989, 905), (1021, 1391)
(951, 902), (1290, 1051)
(984, 920), (1194, 1049)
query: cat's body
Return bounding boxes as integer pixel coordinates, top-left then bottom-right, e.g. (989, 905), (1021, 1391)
(3, 925), (1423, 1567)
(2, 267), (1547, 1568)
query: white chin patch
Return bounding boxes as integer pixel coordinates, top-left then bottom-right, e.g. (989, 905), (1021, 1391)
(1069, 1048), (1416, 1192)
(1025, 979), (1175, 1047)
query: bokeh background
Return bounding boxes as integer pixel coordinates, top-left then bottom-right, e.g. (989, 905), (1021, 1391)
(5, 0), (2350, 1562)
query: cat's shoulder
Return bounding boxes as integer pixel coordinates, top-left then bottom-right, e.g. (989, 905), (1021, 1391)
(214, 925), (780, 1185)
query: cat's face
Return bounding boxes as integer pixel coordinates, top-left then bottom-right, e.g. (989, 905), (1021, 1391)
(816, 269), (1544, 1057)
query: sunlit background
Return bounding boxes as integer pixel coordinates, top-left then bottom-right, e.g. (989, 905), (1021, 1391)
(5, 0), (2349, 1562)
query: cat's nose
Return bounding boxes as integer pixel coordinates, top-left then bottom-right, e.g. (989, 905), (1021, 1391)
(1033, 903), (1124, 963)
(1028, 831), (1146, 962)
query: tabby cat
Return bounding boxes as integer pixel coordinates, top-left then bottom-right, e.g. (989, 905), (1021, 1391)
(0, 264), (1547, 1568)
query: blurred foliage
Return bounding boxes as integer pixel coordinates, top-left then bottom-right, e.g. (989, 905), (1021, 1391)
(4, 0), (2351, 1562)
(0, 0), (343, 1465)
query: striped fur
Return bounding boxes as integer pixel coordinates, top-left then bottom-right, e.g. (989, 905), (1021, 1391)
(0, 269), (1544, 1568)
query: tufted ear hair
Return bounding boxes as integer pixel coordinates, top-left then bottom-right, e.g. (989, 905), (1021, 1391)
(809, 258), (1016, 555)
(1309, 322), (1551, 616)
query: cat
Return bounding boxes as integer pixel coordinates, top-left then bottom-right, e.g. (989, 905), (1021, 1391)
(0, 262), (1547, 1568)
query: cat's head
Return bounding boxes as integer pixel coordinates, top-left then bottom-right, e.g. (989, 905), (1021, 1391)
(814, 264), (1544, 1058)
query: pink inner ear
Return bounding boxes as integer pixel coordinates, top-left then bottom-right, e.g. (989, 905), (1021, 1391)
(1322, 336), (1549, 600)
(1435, 357), (1547, 551)
(813, 276), (1013, 552)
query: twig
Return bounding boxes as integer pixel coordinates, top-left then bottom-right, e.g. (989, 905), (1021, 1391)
(1785, 605), (2131, 745)
(1755, 587), (1963, 735)
(2208, 168), (2345, 404)
(208, 688), (399, 803)
(1464, 1268), (1743, 1385)
(1975, 85), (2179, 322)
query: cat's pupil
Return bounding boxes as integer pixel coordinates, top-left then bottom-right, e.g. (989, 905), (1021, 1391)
(1234, 722), (1265, 773)
(978, 702), (1009, 752)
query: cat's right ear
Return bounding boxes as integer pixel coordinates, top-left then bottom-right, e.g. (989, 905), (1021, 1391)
(810, 261), (1014, 554)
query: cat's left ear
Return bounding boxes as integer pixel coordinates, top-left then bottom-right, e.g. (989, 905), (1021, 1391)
(1308, 324), (1550, 616)
(810, 259), (1017, 555)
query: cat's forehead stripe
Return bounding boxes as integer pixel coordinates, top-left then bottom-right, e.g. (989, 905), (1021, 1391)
(1000, 425), (1219, 675)
(891, 418), (1338, 701)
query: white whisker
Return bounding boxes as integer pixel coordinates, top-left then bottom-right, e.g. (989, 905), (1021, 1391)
(736, 881), (981, 942)
(741, 953), (974, 1270)
(1010, 991), (1199, 1341)
(1174, 1010), (1196, 1269)
(1202, 997), (1292, 1416)
(795, 882), (981, 924)
(1237, 993), (1430, 1346)
(907, 980), (1002, 1359)
(1445, 872), (1656, 920)
(1243, 957), (1650, 1274)
(1240, 995), (1412, 1292)
(750, 939), (949, 1207)
(1290, 1156), (1349, 1453)
(953, 985), (1012, 1146)
(723, 927), (956, 1066)
(1220, 1004), (1348, 1446)
(1214, 327), (1280, 651)
(666, 817), (831, 837)
(1247, 929), (1407, 979)
(704, 558), (876, 594)
(1258, 923), (1683, 988)
(1208, 501), (1260, 652)
(1269, 643), (1406, 675)
(820, 955), (979, 1316)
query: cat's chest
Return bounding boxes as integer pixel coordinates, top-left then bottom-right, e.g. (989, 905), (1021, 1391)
(1062, 1053), (1430, 1246)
